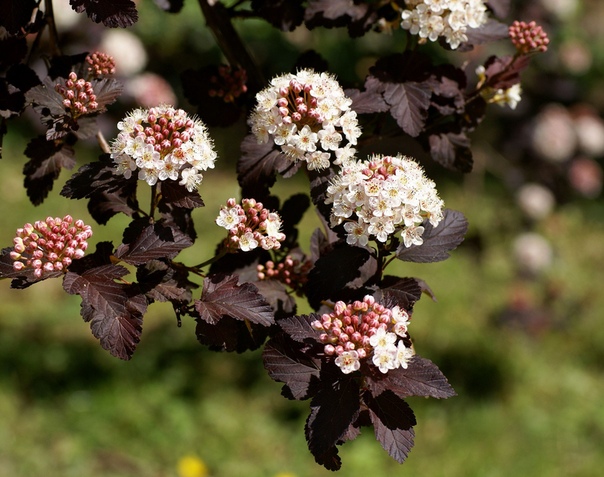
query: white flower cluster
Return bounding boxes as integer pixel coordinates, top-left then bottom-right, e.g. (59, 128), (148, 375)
(248, 69), (361, 171)
(326, 154), (444, 247)
(400, 0), (489, 49)
(216, 198), (286, 252)
(111, 105), (217, 191)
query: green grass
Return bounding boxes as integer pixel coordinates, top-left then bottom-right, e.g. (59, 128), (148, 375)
(2, 131), (604, 477)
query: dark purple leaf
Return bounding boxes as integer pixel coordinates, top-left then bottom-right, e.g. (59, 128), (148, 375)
(0, 36), (28, 70)
(251, 0), (305, 31)
(277, 313), (323, 343)
(137, 259), (195, 304)
(0, 82), (25, 119)
(263, 333), (321, 400)
(61, 154), (139, 224)
(396, 209), (468, 263)
(308, 166), (337, 222)
(115, 220), (193, 265)
(195, 274), (274, 327)
(383, 81), (432, 137)
(374, 276), (422, 310)
(347, 79), (389, 114)
(254, 279), (297, 318)
(367, 356), (456, 400)
(464, 19), (510, 46)
(370, 52), (433, 84)
(365, 389), (417, 463)
(23, 135), (76, 205)
(195, 314), (271, 352)
(63, 264), (147, 360)
(159, 179), (204, 209)
(238, 134), (301, 199)
(69, 0), (138, 28)
(305, 243), (377, 310)
(0, 0), (38, 35)
(91, 77), (123, 110)
(6, 64), (41, 93)
(47, 53), (89, 80)
(428, 132), (473, 172)
(305, 377), (360, 470)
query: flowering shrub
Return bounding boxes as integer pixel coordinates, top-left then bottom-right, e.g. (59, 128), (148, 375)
(0, 0), (550, 471)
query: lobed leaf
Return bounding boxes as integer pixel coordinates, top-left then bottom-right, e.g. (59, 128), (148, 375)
(382, 81), (432, 137)
(305, 376), (360, 470)
(263, 333), (321, 400)
(69, 0), (138, 28)
(396, 209), (468, 263)
(374, 276), (423, 311)
(195, 274), (275, 327)
(115, 219), (193, 266)
(23, 135), (76, 205)
(428, 132), (474, 172)
(277, 313), (323, 343)
(195, 314), (272, 353)
(63, 263), (147, 360)
(367, 356), (456, 400)
(251, 0), (305, 32)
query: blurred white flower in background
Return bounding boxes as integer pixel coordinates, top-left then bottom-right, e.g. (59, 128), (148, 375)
(531, 104), (577, 163)
(100, 29), (148, 77)
(126, 73), (177, 108)
(516, 183), (556, 221)
(513, 232), (554, 275)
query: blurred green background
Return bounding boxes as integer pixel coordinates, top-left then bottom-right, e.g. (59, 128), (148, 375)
(2, 1), (604, 476)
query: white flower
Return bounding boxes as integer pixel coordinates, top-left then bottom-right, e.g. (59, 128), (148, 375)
(239, 231), (259, 252)
(216, 206), (241, 230)
(326, 154), (444, 246)
(248, 69), (360, 170)
(335, 350), (361, 374)
(372, 347), (397, 374)
(394, 341), (415, 369)
(369, 328), (398, 350)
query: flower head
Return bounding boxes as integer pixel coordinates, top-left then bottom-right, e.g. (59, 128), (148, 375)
(257, 254), (313, 295)
(10, 215), (92, 278)
(326, 154), (444, 246)
(509, 20), (550, 54)
(110, 105), (217, 191)
(312, 296), (414, 375)
(400, 0), (490, 49)
(55, 72), (98, 118)
(216, 198), (286, 253)
(85, 51), (116, 78)
(249, 69), (360, 170)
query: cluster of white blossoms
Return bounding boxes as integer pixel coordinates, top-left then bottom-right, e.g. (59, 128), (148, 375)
(312, 295), (415, 375)
(216, 198), (286, 252)
(400, 0), (489, 49)
(110, 105), (217, 191)
(248, 69), (361, 170)
(475, 65), (523, 110)
(326, 154), (444, 247)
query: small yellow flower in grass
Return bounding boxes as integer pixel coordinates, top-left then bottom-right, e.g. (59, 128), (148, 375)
(274, 473), (297, 477)
(177, 455), (208, 477)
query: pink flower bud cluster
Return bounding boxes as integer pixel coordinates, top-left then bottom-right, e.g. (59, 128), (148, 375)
(509, 20), (550, 54)
(208, 66), (248, 103)
(326, 154), (444, 247)
(55, 72), (98, 117)
(249, 69), (360, 171)
(86, 51), (116, 78)
(311, 295), (415, 375)
(216, 198), (286, 253)
(257, 254), (313, 294)
(110, 105), (217, 191)
(10, 215), (92, 279)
